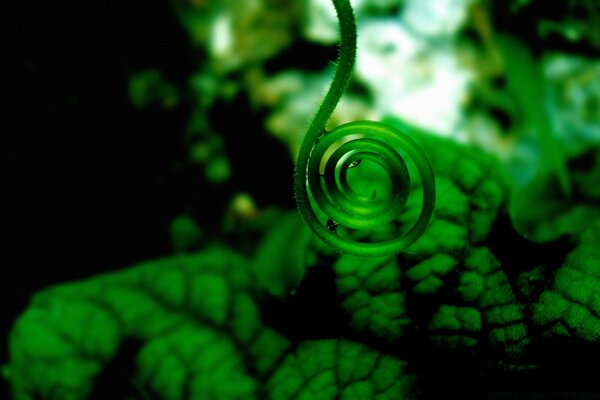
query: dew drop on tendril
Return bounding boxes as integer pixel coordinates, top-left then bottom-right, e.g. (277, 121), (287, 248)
(348, 159), (361, 168)
(327, 219), (340, 232)
(293, 0), (436, 257)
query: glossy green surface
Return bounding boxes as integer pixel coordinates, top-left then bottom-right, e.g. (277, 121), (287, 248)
(294, 0), (436, 257)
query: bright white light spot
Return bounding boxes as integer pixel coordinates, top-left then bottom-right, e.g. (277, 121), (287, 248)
(210, 13), (233, 57)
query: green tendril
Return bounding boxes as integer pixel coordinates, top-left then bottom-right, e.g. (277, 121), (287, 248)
(294, 0), (436, 257)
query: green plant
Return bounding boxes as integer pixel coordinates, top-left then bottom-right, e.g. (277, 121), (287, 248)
(6, 137), (600, 398)
(6, 1), (600, 399)
(294, 0), (436, 257)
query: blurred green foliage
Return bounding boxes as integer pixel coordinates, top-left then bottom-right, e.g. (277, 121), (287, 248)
(7, 125), (600, 398)
(4, 0), (600, 398)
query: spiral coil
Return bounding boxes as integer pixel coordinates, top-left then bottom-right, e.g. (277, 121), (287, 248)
(294, 0), (435, 257)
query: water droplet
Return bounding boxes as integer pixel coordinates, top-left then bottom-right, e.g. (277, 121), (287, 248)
(348, 159), (362, 168)
(326, 218), (340, 231)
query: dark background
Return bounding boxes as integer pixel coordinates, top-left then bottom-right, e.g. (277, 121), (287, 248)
(3, 1), (195, 396)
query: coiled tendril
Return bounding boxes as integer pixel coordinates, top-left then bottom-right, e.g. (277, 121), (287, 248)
(294, 0), (436, 257)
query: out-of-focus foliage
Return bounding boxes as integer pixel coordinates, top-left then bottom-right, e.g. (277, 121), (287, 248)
(2, 244), (416, 399)
(494, 34), (570, 194)
(509, 165), (600, 242)
(126, 0), (600, 229)
(170, 214), (205, 253)
(6, 127), (600, 398)
(532, 219), (600, 341)
(251, 212), (315, 299)
(507, 0), (600, 47)
(5, 0), (600, 398)
(128, 70), (181, 109)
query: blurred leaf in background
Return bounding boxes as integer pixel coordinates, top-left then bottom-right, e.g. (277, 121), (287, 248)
(5, 0), (600, 398)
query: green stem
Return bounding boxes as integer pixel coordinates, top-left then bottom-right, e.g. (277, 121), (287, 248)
(294, 0), (436, 257)
(294, 0), (356, 227)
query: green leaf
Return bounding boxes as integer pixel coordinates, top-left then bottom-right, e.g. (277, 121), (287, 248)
(267, 339), (416, 400)
(532, 220), (600, 341)
(4, 250), (290, 399)
(495, 34), (571, 196)
(252, 212), (315, 299)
